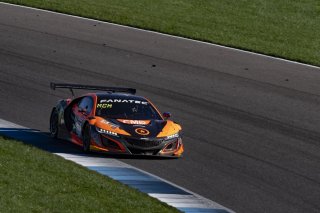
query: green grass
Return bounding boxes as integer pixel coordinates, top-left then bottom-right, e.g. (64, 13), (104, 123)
(1, 0), (319, 66)
(0, 137), (178, 213)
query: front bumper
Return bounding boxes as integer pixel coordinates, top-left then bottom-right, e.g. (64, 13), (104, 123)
(90, 129), (183, 157)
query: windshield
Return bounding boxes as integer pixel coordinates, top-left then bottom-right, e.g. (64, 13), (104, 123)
(95, 98), (162, 120)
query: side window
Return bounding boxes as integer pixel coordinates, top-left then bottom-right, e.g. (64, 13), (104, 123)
(78, 97), (94, 114)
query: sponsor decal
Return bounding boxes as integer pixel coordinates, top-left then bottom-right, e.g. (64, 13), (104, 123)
(100, 99), (148, 105)
(135, 128), (150, 136)
(118, 119), (150, 125)
(100, 119), (119, 129)
(96, 103), (112, 109)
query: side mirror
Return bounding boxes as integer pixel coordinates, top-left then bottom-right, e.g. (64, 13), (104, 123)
(88, 116), (96, 125)
(163, 112), (171, 119)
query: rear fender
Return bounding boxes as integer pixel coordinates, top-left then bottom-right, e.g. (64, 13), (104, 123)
(52, 99), (71, 138)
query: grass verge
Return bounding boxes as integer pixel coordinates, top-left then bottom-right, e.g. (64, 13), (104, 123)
(0, 136), (178, 213)
(1, 0), (319, 66)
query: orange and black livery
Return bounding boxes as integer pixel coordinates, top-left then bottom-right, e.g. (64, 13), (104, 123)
(49, 83), (183, 157)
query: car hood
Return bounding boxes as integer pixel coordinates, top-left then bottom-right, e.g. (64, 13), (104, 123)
(115, 119), (168, 138)
(93, 117), (181, 138)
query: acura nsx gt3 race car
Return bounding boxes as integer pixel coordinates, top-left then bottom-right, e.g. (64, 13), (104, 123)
(49, 83), (184, 157)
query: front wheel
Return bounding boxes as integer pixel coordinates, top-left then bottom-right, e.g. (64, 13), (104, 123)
(50, 109), (59, 138)
(82, 124), (91, 153)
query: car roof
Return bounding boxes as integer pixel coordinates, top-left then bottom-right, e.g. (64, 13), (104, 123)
(94, 92), (147, 101)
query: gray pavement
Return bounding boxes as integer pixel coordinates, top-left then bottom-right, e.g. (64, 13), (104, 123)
(1, 3), (320, 213)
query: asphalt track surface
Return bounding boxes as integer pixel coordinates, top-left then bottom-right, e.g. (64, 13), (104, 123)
(1, 3), (320, 213)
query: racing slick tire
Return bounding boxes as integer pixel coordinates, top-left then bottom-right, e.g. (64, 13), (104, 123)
(50, 108), (59, 138)
(82, 124), (91, 153)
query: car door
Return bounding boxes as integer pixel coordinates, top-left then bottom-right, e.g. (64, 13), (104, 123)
(72, 96), (94, 137)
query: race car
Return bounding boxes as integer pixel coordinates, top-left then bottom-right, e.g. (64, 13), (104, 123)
(49, 83), (184, 157)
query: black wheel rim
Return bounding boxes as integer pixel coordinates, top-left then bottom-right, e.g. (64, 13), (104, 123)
(50, 111), (58, 136)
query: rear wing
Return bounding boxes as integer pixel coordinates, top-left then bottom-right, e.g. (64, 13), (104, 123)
(50, 82), (136, 97)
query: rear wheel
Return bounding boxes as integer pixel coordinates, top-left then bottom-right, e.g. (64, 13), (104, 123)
(50, 109), (59, 138)
(82, 124), (91, 153)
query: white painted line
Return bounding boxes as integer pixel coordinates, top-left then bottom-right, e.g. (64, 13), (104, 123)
(0, 2), (318, 69)
(149, 194), (196, 199)
(159, 198), (207, 204)
(0, 118), (235, 213)
(0, 118), (25, 128)
(168, 203), (221, 208)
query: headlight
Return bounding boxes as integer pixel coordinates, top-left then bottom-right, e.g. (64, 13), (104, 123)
(165, 133), (179, 140)
(96, 127), (118, 137)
